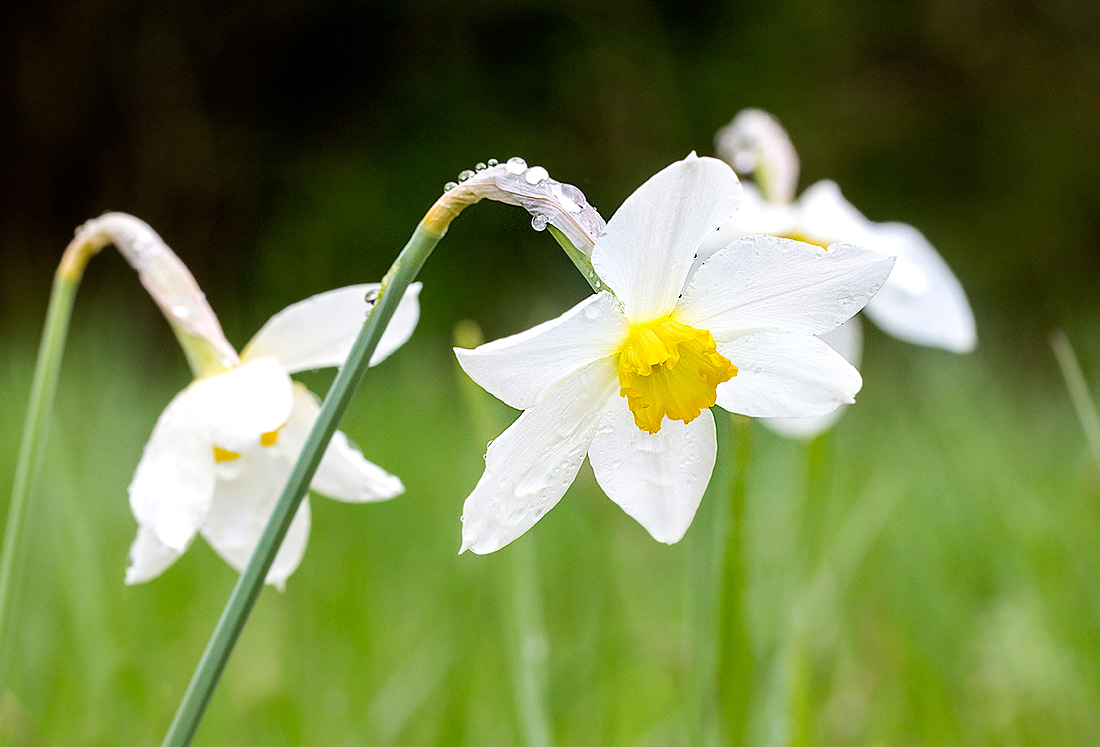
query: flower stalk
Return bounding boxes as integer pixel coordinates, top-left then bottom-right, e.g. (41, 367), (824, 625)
(162, 158), (595, 745)
(1, 215), (234, 708)
(0, 266), (81, 704)
(160, 217), (445, 747)
(716, 415), (753, 744)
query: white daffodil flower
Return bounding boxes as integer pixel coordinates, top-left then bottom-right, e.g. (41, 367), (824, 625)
(710, 109), (977, 439)
(455, 154), (895, 553)
(712, 109), (976, 354)
(126, 282), (421, 590)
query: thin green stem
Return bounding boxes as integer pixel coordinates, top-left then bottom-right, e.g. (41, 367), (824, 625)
(686, 411), (730, 743)
(160, 219), (446, 747)
(509, 539), (553, 747)
(716, 415), (753, 745)
(0, 272), (81, 707)
(1050, 329), (1100, 468)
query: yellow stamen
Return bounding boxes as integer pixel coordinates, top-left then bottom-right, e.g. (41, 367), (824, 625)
(617, 317), (737, 434)
(213, 446), (241, 463)
(213, 429), (280, 463)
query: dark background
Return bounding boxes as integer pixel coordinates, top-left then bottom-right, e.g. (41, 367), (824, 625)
(3, 0), (1099, 353)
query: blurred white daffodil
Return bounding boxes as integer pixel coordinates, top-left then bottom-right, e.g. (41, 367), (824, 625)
(710, 109), (977, 437)
(111, 214), (421, 588)
(455, 154), (895, 553)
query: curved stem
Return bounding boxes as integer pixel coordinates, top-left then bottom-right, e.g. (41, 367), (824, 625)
(160, 217), (447, 747)
(0, 270), (81, 706)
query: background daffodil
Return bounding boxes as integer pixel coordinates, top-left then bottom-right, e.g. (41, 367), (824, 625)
(127, 281), (421, 589)
(712, 109), (976, 355)
(455, 154), (895, 554)
(710, 109), (977, 437)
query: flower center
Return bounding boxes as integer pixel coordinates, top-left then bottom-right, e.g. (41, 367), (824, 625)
(616, 317), (737, 434)
(212, 429), (281, 463)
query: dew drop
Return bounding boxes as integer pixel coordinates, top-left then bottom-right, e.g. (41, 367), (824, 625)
(531, 214), (549, 232)
(558, 183), (587, 212)
(524, 166), (549, 185)
(171, 305), (190, 319)
(487, 158), (499, 167)
(505, 156), (527, 174)
(475, 162), (487, 171)
(443, 181), (458, 192)
(458, 169), (475, 181)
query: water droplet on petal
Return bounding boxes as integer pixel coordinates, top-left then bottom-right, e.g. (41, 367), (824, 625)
(487, 158), (499, 167)
(458, 169), (475, 181)
(524, 166), (549, 185)
(443, 181), (458, 192)
(558, 183), (587, 212)
(171, 305), (190, 319)
(475, 162), (487, 171)
(531, 214), (549, 231)
(505, 156), (527, 174)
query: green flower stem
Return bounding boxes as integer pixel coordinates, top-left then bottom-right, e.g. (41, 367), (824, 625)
(1050, 329), (1100, 467)
(454, 321), (553, 747)
(161, 218), (447, 747)
(716, 415), (753, 744)
(0, 269), (83, 707)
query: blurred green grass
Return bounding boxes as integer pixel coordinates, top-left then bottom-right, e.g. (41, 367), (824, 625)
(2, 278), (1099, 745)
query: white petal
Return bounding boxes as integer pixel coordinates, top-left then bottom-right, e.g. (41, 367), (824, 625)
(454, 292), (627, 410)
(763, 318), (862, 438)
(202, 358), (294, 453)
(128, 386), (216, 551)
(124, 524), (184, 584)
(241, 283), (422, 372)
(715, 332), (862, 418)
(460, 359), (619, 555)
(592, 154), (741, 322)
(794, 180), (885, 250)
(692, 184), (800, 269)
(863, 222), (976, 353)
(588, 399), (716, 544)
(201, 445), (312, 589)
(280, 385), (404, 502)
(677, 236), (894, 340)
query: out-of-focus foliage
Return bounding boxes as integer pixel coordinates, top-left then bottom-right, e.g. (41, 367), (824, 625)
(2, 0), (1100, 744)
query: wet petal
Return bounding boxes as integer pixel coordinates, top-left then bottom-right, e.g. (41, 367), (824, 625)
(592, 154), (741, 322)
(454, 292), (627, 410)
(460, 359), (619, 554)
(762, 318), (862, 438)
(588, 398), (716, 544)
(241, 283), (422, 372)
(715, 332), (862, 418)
(128, 386), (216, 551)
(677, 236), (894, 340)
